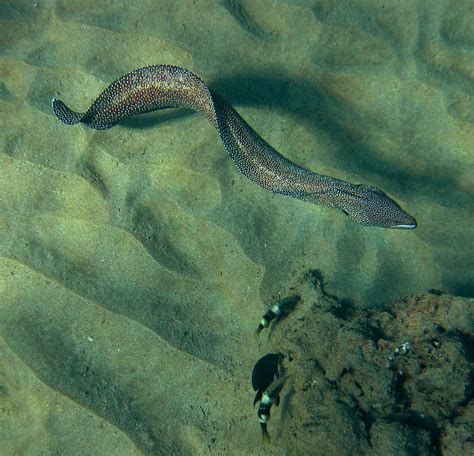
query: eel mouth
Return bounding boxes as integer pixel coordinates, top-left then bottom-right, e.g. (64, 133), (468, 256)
(391, 220), (417, 229)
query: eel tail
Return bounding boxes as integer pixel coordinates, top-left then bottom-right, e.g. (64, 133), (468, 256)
(52, 98), (84, 125)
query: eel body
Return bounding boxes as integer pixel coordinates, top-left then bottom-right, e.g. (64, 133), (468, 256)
(52, 65), (416, 229)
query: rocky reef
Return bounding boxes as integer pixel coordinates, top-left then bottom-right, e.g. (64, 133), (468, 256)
(265, 271), (473, 455)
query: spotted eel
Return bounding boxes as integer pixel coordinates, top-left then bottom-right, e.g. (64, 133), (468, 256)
(52, 65), (416, 228)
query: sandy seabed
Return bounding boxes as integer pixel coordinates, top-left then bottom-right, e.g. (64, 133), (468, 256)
(1, 1), (473, 455)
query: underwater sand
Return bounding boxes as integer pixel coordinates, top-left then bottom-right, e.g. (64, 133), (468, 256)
(1, 0), (473, 455)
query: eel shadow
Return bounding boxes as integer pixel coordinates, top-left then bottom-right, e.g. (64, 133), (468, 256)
(117, 70), (470, 213)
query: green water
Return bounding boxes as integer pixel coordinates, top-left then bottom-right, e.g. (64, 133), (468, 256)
(1, 1), (472, 455)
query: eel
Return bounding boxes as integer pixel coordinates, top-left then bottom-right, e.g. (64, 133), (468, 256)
(52, 64), (416, 229)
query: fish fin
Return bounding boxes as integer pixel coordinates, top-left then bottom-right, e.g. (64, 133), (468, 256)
(277, 354), (285, 378)
(52, 98), (85, 125)
(261, 425), (271, 444)
(86, 120), (118, 130)
(253, 390), (262, 407)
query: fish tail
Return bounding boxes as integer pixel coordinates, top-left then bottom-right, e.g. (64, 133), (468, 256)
(261, 426), (271, 444)
(52, 98), (85, 125)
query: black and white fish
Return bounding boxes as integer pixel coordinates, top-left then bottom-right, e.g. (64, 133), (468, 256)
(255, 295), (299, 335)
(257, 375), (287, 443)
